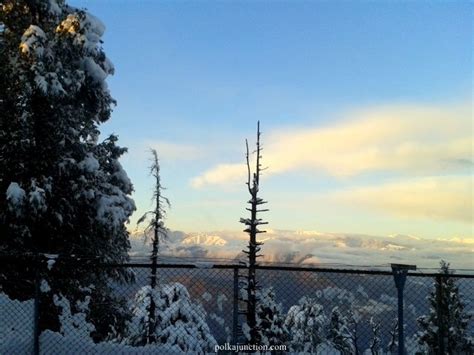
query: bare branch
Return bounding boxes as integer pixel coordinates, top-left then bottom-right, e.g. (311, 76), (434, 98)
(245, 139), (252, 194)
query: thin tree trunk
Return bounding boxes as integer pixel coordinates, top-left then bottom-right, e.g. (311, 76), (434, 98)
(241, 122), (268, 345)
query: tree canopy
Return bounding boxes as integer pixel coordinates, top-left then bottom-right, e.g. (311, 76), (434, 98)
(0, 0), (135, 338)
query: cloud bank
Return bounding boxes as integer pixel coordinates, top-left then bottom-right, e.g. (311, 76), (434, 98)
(330, 176), (472, 223)
(191, 102), (471, 187)
(129, 229), (474, 271)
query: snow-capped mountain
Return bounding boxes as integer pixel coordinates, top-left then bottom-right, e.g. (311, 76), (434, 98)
(181, 234), (227, 247)
(128, 229), (473, 270)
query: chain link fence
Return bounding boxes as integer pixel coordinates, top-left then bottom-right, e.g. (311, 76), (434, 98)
(1, 258), (473, 354)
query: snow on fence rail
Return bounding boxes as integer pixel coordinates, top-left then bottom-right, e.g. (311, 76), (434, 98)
(1, 258), (473, 354)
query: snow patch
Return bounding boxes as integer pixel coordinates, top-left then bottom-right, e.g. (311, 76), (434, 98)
(41, 331), (182, 354)
(201, 292), (212, 302)
(217, 293), (227, 312)
(56, 12), (106, 53)
(40, 279), (51, 293)
(82, 57), (107, 84)
(47, 259), (56, 271)
(29, 185), (47, 213)
(47, 0), (62, 15)
(96, 189), (134, 230)
(209, 313), (225, 326)
(20, 25), (46, 57)
(242, 322), (251, 341)
(79, 153), (100, 173)
(0, 293), (34, 354)
(6, 182), (26, 210)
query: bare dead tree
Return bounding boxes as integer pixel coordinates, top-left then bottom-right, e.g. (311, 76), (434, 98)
(239, 121), (268, 345)
(137, 149), (170, 343)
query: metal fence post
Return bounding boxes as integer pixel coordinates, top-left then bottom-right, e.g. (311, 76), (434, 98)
(33, 265), (40, 355)
(391, 264), (416, 355)
(232, 266), (239, 345)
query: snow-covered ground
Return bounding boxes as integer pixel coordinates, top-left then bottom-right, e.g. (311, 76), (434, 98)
(0, 293), (34, 353)
(0, 292), (191, 354)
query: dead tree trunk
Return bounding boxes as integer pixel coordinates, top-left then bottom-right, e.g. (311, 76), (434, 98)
(150, 150), (161, 291)
(240, 121), (268, 345)
(137, 149), (170, 344)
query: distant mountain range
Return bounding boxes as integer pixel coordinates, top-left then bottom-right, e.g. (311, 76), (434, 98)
(128, 229), (474, 270)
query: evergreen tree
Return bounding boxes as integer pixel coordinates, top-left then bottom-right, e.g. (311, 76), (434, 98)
(327, 307), (354, 355)
(0, 0), (135, 339)
(127, 282), (217, 353)
(416, 260), (473, 354)
(256, 287), (289, 348)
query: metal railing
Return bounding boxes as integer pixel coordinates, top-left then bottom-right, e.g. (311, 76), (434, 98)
(1, 257), (473, 354)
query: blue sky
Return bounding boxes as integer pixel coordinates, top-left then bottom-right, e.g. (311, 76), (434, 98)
(73, 0), (471, 239)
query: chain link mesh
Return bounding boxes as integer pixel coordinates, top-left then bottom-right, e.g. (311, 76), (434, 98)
(1, 260), (473, 354)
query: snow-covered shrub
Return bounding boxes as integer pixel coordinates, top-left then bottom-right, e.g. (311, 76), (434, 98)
(327, 307), (354, 355)
(127, 283), (217, 353)
(256, 287), (289, 346)
(284, 296), (328, 353)
(0, 292), (183, 354)
(53, 293), (95, 339)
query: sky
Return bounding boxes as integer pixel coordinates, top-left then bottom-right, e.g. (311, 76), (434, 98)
(73, 0), (472, 241)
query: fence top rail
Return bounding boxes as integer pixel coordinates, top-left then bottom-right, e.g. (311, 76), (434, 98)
(1, 255), (473, 278)
(115, 263), (474, 278)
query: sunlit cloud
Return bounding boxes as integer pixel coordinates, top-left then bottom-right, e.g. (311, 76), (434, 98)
(191, 163), (246, 188)
(329, 176), (472, 223)
(190, 102), (471, 187)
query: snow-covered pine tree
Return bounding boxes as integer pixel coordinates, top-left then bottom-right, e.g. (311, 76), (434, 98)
(255, 287), (289, 348)
(327, 307), (354, 355)
(284, 296), (328, 353)
(127, 282), (217, 353)
(0, 0), (135, 339)
(416, 260), (473, 354)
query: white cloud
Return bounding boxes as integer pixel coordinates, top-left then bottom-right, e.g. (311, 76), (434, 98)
(329, 176), (472, 223)
(190, 163), (246, 188)
(191, 102), (471, 187)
